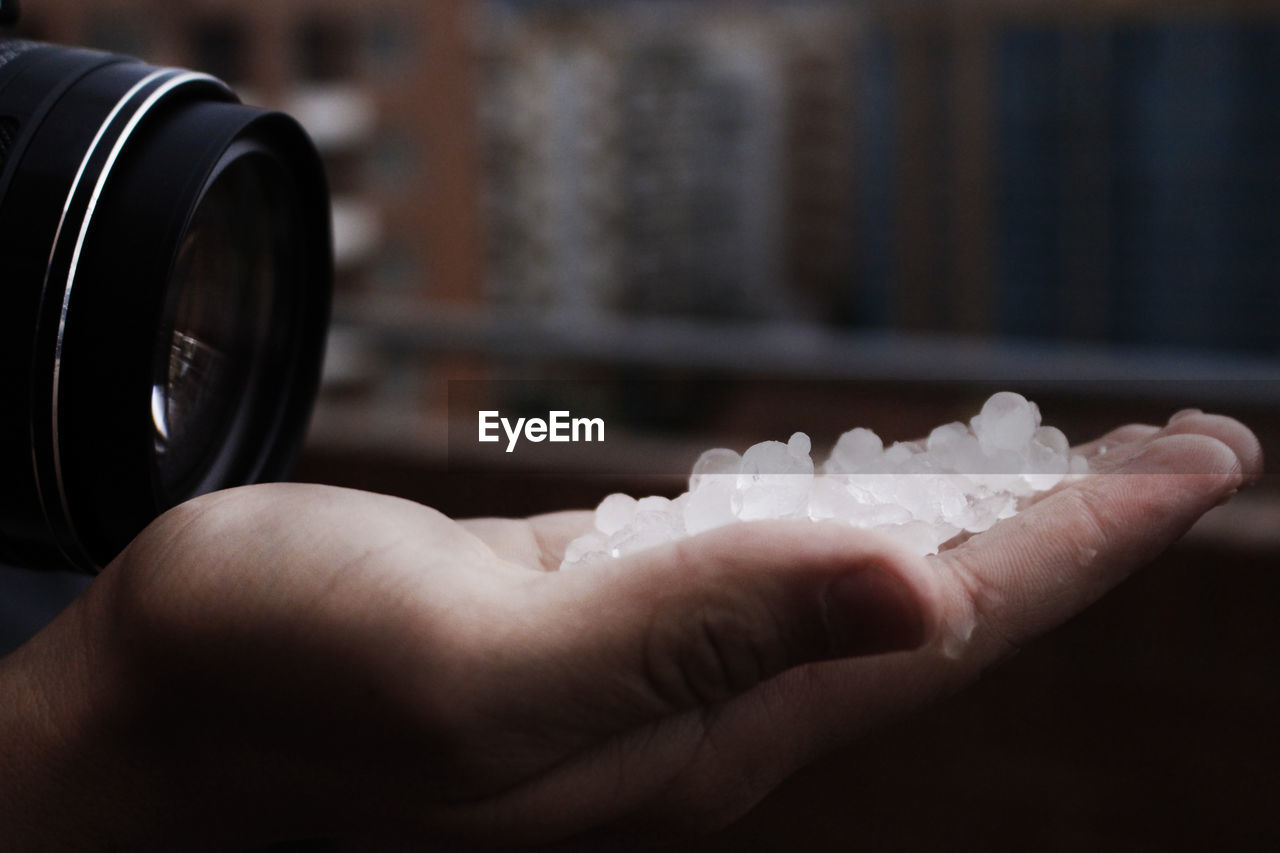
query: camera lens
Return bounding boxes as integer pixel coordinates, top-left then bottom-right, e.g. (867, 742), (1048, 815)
(153, 146), (285, 503)
(0, 38), (331, 572)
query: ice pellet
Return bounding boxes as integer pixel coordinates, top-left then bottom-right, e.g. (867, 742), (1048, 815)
(560, 392), (1089, 569)
(595, 493), (638, 536)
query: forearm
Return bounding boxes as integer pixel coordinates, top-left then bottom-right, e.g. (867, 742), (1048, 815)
(0, 554), (371, 851)
(0, 592), (167, 850)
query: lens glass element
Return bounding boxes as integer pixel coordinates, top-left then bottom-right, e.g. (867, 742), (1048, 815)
(151, 149), (285, 502)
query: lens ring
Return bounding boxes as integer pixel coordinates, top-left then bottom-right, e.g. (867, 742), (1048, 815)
(36, 68), (230, 570)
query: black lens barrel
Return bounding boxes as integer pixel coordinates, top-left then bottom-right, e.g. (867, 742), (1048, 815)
(0, 41), (331, 572)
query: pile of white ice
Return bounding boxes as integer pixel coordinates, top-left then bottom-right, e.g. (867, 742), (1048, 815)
(561, 392), (1091, 569)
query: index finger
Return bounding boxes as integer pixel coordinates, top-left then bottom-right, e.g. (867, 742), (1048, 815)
(935, 412), (1261, 663)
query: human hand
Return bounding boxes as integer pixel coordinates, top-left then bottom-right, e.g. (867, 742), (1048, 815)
(0, 412), (1261, 850)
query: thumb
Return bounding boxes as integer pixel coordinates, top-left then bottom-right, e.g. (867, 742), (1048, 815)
(533, 520), (940, 724)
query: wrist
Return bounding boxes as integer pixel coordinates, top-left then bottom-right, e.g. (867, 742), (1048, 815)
(1, 597), (116, 846)
(0, 576), (180, 850)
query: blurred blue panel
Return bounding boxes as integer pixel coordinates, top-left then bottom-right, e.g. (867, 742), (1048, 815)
(996, 27), (1064, 339)
(851, 24), (894, 328)
(1111, 23), (1280, 352)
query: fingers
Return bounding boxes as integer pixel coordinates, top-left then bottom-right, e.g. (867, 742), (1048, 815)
(575, 411), (1263, 833)
(939, 411), (1258, 662)
(1154, 411), (1263, 483)
(507, 521), (941, 730)
(1075, 411), (1264, 480)
(430, 524), (942, 842)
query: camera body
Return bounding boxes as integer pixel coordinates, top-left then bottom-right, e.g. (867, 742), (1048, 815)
(0, 16), (332, 573)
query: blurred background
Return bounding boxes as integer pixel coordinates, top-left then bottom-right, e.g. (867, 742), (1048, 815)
(6, 0), (1280, 849)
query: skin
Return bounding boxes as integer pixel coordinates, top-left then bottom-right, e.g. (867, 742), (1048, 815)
(0, 411), (1264, 850)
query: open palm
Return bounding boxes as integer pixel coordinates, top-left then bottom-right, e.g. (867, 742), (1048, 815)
(0, 411), (1261, 850)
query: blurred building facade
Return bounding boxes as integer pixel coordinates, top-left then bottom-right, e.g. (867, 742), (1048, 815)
(477, 2), (860, 320)
(477, 0), (1280, 353)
